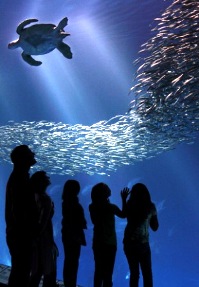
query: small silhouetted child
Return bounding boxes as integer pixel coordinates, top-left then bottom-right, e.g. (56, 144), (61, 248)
(61, 180), (87, 287)
(123, 183), (159, 287)
(89, 182), (128, 287)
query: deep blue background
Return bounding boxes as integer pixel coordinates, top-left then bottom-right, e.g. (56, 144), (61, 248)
(0, 0), (199, 286)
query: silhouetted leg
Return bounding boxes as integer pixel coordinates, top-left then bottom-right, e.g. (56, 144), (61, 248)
(29, 243), (43, 287)
(29, 272), (42, 287)
(63, 242), (81, 287)
(43, 270), (57, 287)
(140, 243), (153, 287)
(103, 245), (116, 287)
(124, 243), (140, 287)
(93, 244), (116, 287)
(93, 246), (103, 287)
(7, 237), (32, 287)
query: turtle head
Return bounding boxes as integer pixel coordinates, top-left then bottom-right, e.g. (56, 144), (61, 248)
(60, 31), (70, 39)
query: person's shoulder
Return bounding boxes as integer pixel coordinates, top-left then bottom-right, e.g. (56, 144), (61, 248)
(40, 193), (52, 205)
(151, 202), (156, 208)
(109, 203), (119, 211)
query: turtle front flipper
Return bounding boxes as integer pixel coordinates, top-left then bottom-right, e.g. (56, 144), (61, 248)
(17, 19), (38, 34)
(22, 52), (42, 66)
(57, 42), (72, 59)
(57, 17), (68, 30)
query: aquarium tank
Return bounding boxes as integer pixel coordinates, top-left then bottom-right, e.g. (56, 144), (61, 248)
(0, 0), (199, 286)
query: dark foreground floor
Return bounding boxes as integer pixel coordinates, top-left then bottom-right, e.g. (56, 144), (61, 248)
(0, 264), (66, 287)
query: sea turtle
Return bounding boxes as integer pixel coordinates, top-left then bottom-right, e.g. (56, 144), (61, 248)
(8, 17), (72, 66)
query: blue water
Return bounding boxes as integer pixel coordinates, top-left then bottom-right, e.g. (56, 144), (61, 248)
(1, 0), (199, 286)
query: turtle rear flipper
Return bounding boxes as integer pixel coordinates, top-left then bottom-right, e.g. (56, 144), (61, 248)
(57, 42), (72, 59)
(17, 19), (38, 34)
(22, 52), (42, 66)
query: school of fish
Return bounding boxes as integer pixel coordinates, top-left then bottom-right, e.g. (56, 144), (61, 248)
(0, 0), (198, 175)
(129, 0), (199, 140)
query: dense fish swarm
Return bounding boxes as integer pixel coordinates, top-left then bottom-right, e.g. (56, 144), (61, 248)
(130, 0), (199, 135)
(0, 0), (198, 175)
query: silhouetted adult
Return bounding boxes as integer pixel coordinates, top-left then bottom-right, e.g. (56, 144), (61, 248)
(89, 182), (128, 287)
(29, 171), (58, 287)
(5, 145), (37, 287)
(123, 183), (159, 287)
(61, 179), (87, 287)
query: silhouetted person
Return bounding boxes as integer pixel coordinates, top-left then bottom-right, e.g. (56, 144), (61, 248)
(89, 182), (128, 287)
(123, 183), (159, 287)
(61, 180), (87, 287)
(5, 145), (37, 287)
(29, 171), (58, 287)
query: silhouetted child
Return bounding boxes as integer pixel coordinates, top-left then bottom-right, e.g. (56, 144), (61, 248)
(123, 183), (159, 287)
(61, 180), (87, 287)
(89, 182), (128, 287)
(29, 171), (58, 287)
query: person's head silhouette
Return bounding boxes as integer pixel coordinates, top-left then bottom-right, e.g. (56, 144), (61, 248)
(30, 171), (51, 194)
(91, 182), (111, 204)
(129, 183), (151, 205)
(62, 180), (80, 201)
(10, 145), (36, 169)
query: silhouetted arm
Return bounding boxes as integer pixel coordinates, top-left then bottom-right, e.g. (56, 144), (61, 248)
(38, 195), (53, 234)
(113, 187), (129, 218)
(89, 204), (98, 224)
(120, 187), (130, 217)
(150, 203), (159, 231)
(78, 204), (87, 229)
